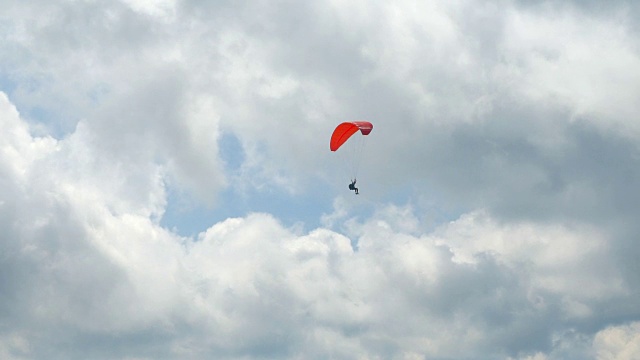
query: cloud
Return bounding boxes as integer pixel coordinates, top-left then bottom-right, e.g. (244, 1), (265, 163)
(2, 0), (640, 359)
(593, 322), (640, 360)
(0, 94), (636, 358)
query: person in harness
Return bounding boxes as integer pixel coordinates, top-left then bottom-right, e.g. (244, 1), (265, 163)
(348, 179), (359, 195)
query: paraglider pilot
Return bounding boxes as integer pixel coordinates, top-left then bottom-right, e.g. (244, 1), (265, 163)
(348, 179), (359, 195)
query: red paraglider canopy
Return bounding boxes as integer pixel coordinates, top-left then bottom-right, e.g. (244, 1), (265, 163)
(330, 121), (373, 151)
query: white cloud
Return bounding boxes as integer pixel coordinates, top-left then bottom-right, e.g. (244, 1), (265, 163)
(3, 94), (602, 357)
(594, 322), (640, 360)
(502, 7), (640, 137)
(121, 0), (177, 20)
(2, 1), (640, 359)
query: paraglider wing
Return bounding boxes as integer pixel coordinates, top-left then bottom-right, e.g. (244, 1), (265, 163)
(330, 121), (373, 151)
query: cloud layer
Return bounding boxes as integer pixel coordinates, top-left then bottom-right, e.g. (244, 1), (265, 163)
(2, 0), (640, 359)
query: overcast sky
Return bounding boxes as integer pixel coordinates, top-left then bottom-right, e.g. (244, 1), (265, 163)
(2, 0), (640, 359)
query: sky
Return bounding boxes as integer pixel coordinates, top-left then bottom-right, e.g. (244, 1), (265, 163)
(1, 0), (640, 359)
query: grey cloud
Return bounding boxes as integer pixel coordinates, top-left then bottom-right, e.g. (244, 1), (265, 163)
(433, 111), (640, 224)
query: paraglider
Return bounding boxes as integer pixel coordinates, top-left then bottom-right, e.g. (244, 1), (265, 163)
(330, 121), (373, 194)
(348, 179), (359, 194)
(330, 121), (373, 151)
